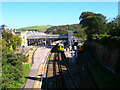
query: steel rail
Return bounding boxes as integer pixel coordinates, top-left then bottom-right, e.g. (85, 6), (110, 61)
(61, 52), (79, 89)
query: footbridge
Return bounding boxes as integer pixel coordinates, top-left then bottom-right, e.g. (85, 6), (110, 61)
(27, 31), (68, 46)
(27, 32), (68, 41)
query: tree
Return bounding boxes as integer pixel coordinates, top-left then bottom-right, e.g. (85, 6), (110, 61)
(53, 29), (68, 34)
(2, 29), (13, 50)
(79, 12), (107, 40)
(108, 16), (120, 36)
(11, 35), (22, 50)
(2, 51), (28, 88)
(73, 29), (86, 39)
(2, 30), (22, 51)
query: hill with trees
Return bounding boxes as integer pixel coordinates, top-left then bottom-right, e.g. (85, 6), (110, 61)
(45, 24), (86, 39)
(17, 24), (87, 40)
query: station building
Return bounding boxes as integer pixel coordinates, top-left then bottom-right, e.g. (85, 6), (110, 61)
(0, 24), (28, 47)
(15, 31), (28, 47)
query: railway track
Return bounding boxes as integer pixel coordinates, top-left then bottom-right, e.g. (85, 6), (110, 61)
(43, 52), (66, 89)
(42, 44), (97, 89)
(57, 52), (79, 89)
(76, 50), (98, 89)
(60, 50), (98, 89)
(60, 52), (79, 88)
(42, 51), (80, 89)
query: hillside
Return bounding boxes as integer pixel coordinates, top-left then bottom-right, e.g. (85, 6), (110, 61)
(16, 25), (52, 32)
(45, 24), (86, 39)
(16, 24), (86, 39)
(45, 24), (83, 34)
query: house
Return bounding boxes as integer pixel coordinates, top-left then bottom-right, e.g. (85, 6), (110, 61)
(15, 31), (28, 47)
(0, 24), (9, 33)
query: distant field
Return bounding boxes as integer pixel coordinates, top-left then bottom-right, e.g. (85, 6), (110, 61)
(16, 25), (52, 32)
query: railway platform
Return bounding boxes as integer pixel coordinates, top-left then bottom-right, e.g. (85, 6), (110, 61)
(22, 46), (53, 89)
(64, 48), (76, 63)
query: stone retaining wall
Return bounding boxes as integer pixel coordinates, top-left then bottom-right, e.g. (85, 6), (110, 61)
(87, 41), (120, 74)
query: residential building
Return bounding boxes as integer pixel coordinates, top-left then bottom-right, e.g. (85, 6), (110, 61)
(15, 31), (28, 47)
(0, 24), (9, 33)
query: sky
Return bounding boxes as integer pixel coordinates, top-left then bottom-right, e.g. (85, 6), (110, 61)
(1, 2), (119, 29)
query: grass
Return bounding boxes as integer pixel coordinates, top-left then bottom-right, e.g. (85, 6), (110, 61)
(18, 64), (30, 88)
(93, 72), (120, 88)
(16, 25), (51, 32)
(9, 64), (30, 88)
(46, 53), (51, 65)
(22, 64), (30, 77)
(48, 54), (51, 59)
(88, 53), (120, 88)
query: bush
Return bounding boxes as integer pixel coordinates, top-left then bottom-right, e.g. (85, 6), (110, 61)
(92, 34), (120, 48)
(2, 51), (28, 88)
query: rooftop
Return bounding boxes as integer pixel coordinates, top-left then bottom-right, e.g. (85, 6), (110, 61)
(1, 24), (7, 27)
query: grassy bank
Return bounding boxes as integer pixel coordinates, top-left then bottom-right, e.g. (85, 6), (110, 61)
(20, 64), (31, 86)
(13, 48), (36, 88)
(8, 64), (30, 88)
(16, 25), (51, 32)
(88, 53), (120, 88)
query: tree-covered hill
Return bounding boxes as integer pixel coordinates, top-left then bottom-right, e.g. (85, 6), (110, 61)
(16, 25), (52, 32)
(16, 24), (87, 39)
(45, 24), (82, 33)
(45, 24), (86, 39)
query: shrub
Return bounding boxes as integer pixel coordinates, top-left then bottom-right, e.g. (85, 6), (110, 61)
(2, 51), (28, 88)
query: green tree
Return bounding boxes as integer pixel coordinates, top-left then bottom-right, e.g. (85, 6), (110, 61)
(73, 29), (86, 39)
(2, 30), (22, 51)
(53, 29), (68, 34)
(107, 21), (117, 36)
(11, 35), (22, 50)
(2, 51), (27, 88)
(2, 29), (13, 50)
(108, 16), (120, 36)
(2, 39), (8, 53)
(79, 12), (107, 40)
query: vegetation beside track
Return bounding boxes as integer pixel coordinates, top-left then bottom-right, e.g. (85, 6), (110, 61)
(2, 45), (37, 88)
(86, 49), (120, 88)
